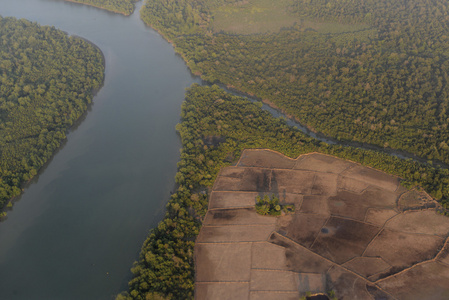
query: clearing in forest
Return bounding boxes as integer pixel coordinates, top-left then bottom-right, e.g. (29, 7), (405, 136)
(195, 149), (449, 300)
(210, 0), (370, 35)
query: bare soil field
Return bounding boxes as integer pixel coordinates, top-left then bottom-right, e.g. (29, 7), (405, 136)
(195, 149), (449, 299)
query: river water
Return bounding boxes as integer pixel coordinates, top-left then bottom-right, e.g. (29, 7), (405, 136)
(0, 1), (199, 299)
(0, 0), (446, 299)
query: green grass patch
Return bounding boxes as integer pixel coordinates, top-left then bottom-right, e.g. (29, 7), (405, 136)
(210, 0), (372, 35)
(210, 0), (299, 34)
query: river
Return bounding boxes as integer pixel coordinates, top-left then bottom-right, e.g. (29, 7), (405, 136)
(0, 0), (199, 299)
(0, 0), (446, 299)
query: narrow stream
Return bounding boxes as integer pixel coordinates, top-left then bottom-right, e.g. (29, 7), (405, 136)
(217, 83), (448, 168)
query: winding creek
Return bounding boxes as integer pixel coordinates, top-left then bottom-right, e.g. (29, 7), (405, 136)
(0, 0), (446, 299)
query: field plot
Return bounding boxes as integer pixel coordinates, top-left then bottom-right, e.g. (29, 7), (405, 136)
(195, 149), (449, 299)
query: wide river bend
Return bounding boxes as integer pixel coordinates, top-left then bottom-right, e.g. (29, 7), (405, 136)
(0, 0), (199, 299)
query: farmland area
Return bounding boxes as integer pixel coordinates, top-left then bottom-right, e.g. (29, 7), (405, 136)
(195, 149), (449, 299)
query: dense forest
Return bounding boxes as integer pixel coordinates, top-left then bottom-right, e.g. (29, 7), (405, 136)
(64, 0), (137, 15)
(0, 16), (104, 215)
(140, 0), (449, 165)
(117, 84), (449, 299)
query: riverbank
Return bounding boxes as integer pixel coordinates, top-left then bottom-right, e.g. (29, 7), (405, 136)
(137, 2), (448, 171)
(138, 0), (449, 167)
(215, 83), (449, 170)
(71, 34), (106, 72)
(119, 84), (449, 299)
(1, 33), (105, 211)
(0, 0), (199, 297)
(63, 0), (135, 16)
(0, 17), (105, 217)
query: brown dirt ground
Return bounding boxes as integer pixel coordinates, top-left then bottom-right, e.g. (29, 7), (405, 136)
(299, 196), (330, 215)
(250, 270), (300, 291)
(338, 176), (370, 193)
(365, 208), (398, 226)
(363, 229), (445, 269)
(341, 165), (400, 192)
(310, 173), (339, 196)
(272, 169), (315, 194)
(328, 188), (398, 222)
(198, 224), (275, 243)
(195, 243), (252, 282)
(281, 193), (303, 206)
(437, 242), (449, 264)
(377, 262), (449, 300)
(327, 191), (372, 221)
(251, 242), (288, 270)
(237, 149), (296, 169)
(327, 266), (389, 300)
(214, 168), (273, 192)
(311, 217), (381, 264)
(196, 282), (250, 300)
(195, 149), (449, 299)
(249, 291), (299, 300)
(297, 273), (327, 294)
(269, 232), (334, 273)
(293, 153), (356, 174)
(384, 210), (449, 236)
(342, 257), (391, 279)
(209, 191), (259, 209)
(203, 208), (277, 226)
(281, 213), (329, 248)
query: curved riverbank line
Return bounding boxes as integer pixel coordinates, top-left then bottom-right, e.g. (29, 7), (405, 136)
(0, 0), (199, 297)
(64, 0), (137, 16)
(0, 16), (104, 216)
(138, 0), (449, 167)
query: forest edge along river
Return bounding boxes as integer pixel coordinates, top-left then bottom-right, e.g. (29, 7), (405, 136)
(0, 0), (447, 299)
(0, 0), (200, 299)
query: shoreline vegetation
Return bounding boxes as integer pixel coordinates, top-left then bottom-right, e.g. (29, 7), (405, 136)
(117, 84), (449, 300)
(0, 16), (104, 217)
(139, 0), (449, 166)
(217, 83), (449, 170)
(134, 1), (449, 170)
(118, 0), (449, 299)
(63, 0), (138, 16)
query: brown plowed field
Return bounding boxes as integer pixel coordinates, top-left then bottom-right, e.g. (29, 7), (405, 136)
(195, 149), (449, 299)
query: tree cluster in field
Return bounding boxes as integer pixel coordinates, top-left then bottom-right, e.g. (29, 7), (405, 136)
(67, 0), (137, 15)
(0, 16), (104, 213)
(255, 194), (294, 216)
(140, 0), (449, 166)
(118, 84), (449, 300)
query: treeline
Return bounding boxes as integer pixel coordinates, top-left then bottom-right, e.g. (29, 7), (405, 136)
(0, 16), (104, 213)
(65, 0), (137, 15)
(140, 0), (449, 165)
(117, 84), (449, 299)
